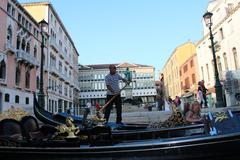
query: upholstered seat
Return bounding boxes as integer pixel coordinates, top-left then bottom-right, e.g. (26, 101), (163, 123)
(20, 116), (57, 140)
(0, 119), (23, 141)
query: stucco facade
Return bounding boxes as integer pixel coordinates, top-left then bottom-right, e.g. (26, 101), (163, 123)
(162, 42), (196, 98)
(22, 2), (80, 114)
(196, 0), (240, 106)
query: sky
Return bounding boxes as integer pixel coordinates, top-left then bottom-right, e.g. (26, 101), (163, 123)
(19, 0), (209, 75)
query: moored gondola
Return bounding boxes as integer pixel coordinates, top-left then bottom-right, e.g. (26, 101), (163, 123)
(1, 95), (240, 159)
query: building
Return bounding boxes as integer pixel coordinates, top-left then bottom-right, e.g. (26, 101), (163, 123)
(78, 63), (156, 107)
(179, 54), (199, 97)
(0, 0), (44, 113)
(22, 2), (80, 114)
(196, 0), (240, 106)
(162, 41), (196, 98)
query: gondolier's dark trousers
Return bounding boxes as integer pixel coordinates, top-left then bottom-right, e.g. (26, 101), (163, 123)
(104, 95), (122, 123)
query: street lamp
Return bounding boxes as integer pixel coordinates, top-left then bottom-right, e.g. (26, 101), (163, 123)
(38, 19), (48, 108)
(203, 12), (225, 107)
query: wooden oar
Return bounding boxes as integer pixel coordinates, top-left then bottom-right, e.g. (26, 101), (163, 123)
(99, 83), (129, 112)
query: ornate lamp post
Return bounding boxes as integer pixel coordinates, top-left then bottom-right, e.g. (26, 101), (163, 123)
(203, 12), (225, 107)
(38, 19), (48, 108)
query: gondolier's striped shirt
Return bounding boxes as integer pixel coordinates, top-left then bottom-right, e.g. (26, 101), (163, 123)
(105, 73), (124, 95)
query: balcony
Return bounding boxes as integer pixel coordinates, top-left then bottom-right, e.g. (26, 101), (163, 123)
(49, 65), (59, 77)
(50, 38), (59, 52)
(16, 50), (40, 66)
(5, 41), (16, 53)
(0, 78), (6, 85)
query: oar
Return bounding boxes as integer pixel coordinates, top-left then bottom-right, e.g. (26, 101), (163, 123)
(99, 82), (130, 112)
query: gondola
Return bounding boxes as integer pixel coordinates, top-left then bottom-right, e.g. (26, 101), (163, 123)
(1, 95), (240, 159)
(33, 93), (148, 130)
(33, 93), (83, 126)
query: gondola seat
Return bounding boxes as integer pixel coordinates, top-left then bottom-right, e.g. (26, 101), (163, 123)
(20, 116), (57, 140)
(0, 119), (23, 141)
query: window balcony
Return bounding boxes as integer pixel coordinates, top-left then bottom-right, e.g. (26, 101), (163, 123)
(0, 78), (6, 85)
(49, 65), (59, 77)
(16, 49), (40, 66)
(5, 41), (16, 53)
(50, 38), (59, 52)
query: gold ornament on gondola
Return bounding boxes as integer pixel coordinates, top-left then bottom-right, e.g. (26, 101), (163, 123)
(56, 117), (80, 138)
(215, 112), (228, 123)
(148, 104), (186, 128)
(0, 106), (29, 121)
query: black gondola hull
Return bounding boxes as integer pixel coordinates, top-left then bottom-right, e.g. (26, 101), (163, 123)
(1, 132), (240, 160)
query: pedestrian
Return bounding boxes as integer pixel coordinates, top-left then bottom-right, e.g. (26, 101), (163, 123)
(156, 83), (164, 111)
(201, 80), (208, 107)
(104, 64), (129, 124)
(197, 82), (205, 108)
(86, 101), (92, 115)
(174, 96), (181, 108)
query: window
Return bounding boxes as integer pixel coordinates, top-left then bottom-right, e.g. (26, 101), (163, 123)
(183, 64), (188, 73)
(26, 42), (30, 53)
(201, 66), (204, 80)
(25, 68), (30, 88)
(184, 77), (190, 89)
(15, 95), (19, 103)
(0, 60), (6, 80)
(16, 35), (21, 49)
(34, 45), (37, 58)
(7, 3), (11, 13)
(233, 48), (239, 70)
(7, 26), (12, 43)
(21, 38), (26, 50)
(190, 60), (194, 67)
(219, 28), (224, 40)
(206, 64), (210, 81)
(217, 56), (222, 72)
(25, 97), (29, 104)
(18, 13), (21, 22)
(223, 53), (228, 70)
(4, 94), (10, 102)
(15, 64), (21, 86)
(11, 7), (15, 17)
(192, 74), (196, 84)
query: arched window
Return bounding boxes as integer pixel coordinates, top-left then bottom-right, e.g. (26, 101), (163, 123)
(16, 35), (21, 49)
(223, 53), (228, 70)
(26, 42), (30, 53)
(0, 60), (6, 80)
(217, 56), (222, 72)
(25, 68), (30, 88)
(7, 26), (12, 43)
(233, 48), (239, 70)
(4, 93), (10, 102)
(21, 38), (26, 51)
(15, 64), (21, 86)
(15, 95), (19, 103)
(34, 45), (37, 58)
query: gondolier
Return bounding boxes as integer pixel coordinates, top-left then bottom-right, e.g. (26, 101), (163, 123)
(104, 64), (129, 124)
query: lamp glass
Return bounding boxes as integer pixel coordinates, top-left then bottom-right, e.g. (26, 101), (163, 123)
(39, 20), (48, 33)
(203, 12), (213, 28)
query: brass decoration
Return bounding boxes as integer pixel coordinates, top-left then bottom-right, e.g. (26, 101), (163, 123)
(0, 106), (29, 121)
(91, 111), (106, 126)
(215, 112), (228, 123)
(148, 104), (186, 128)
(56, 117), (80, 139)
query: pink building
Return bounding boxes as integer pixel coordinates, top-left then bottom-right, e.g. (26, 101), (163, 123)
(0, 0), (48, 113)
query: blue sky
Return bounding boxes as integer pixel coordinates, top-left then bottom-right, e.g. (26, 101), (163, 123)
(19, 0), (209, 75)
